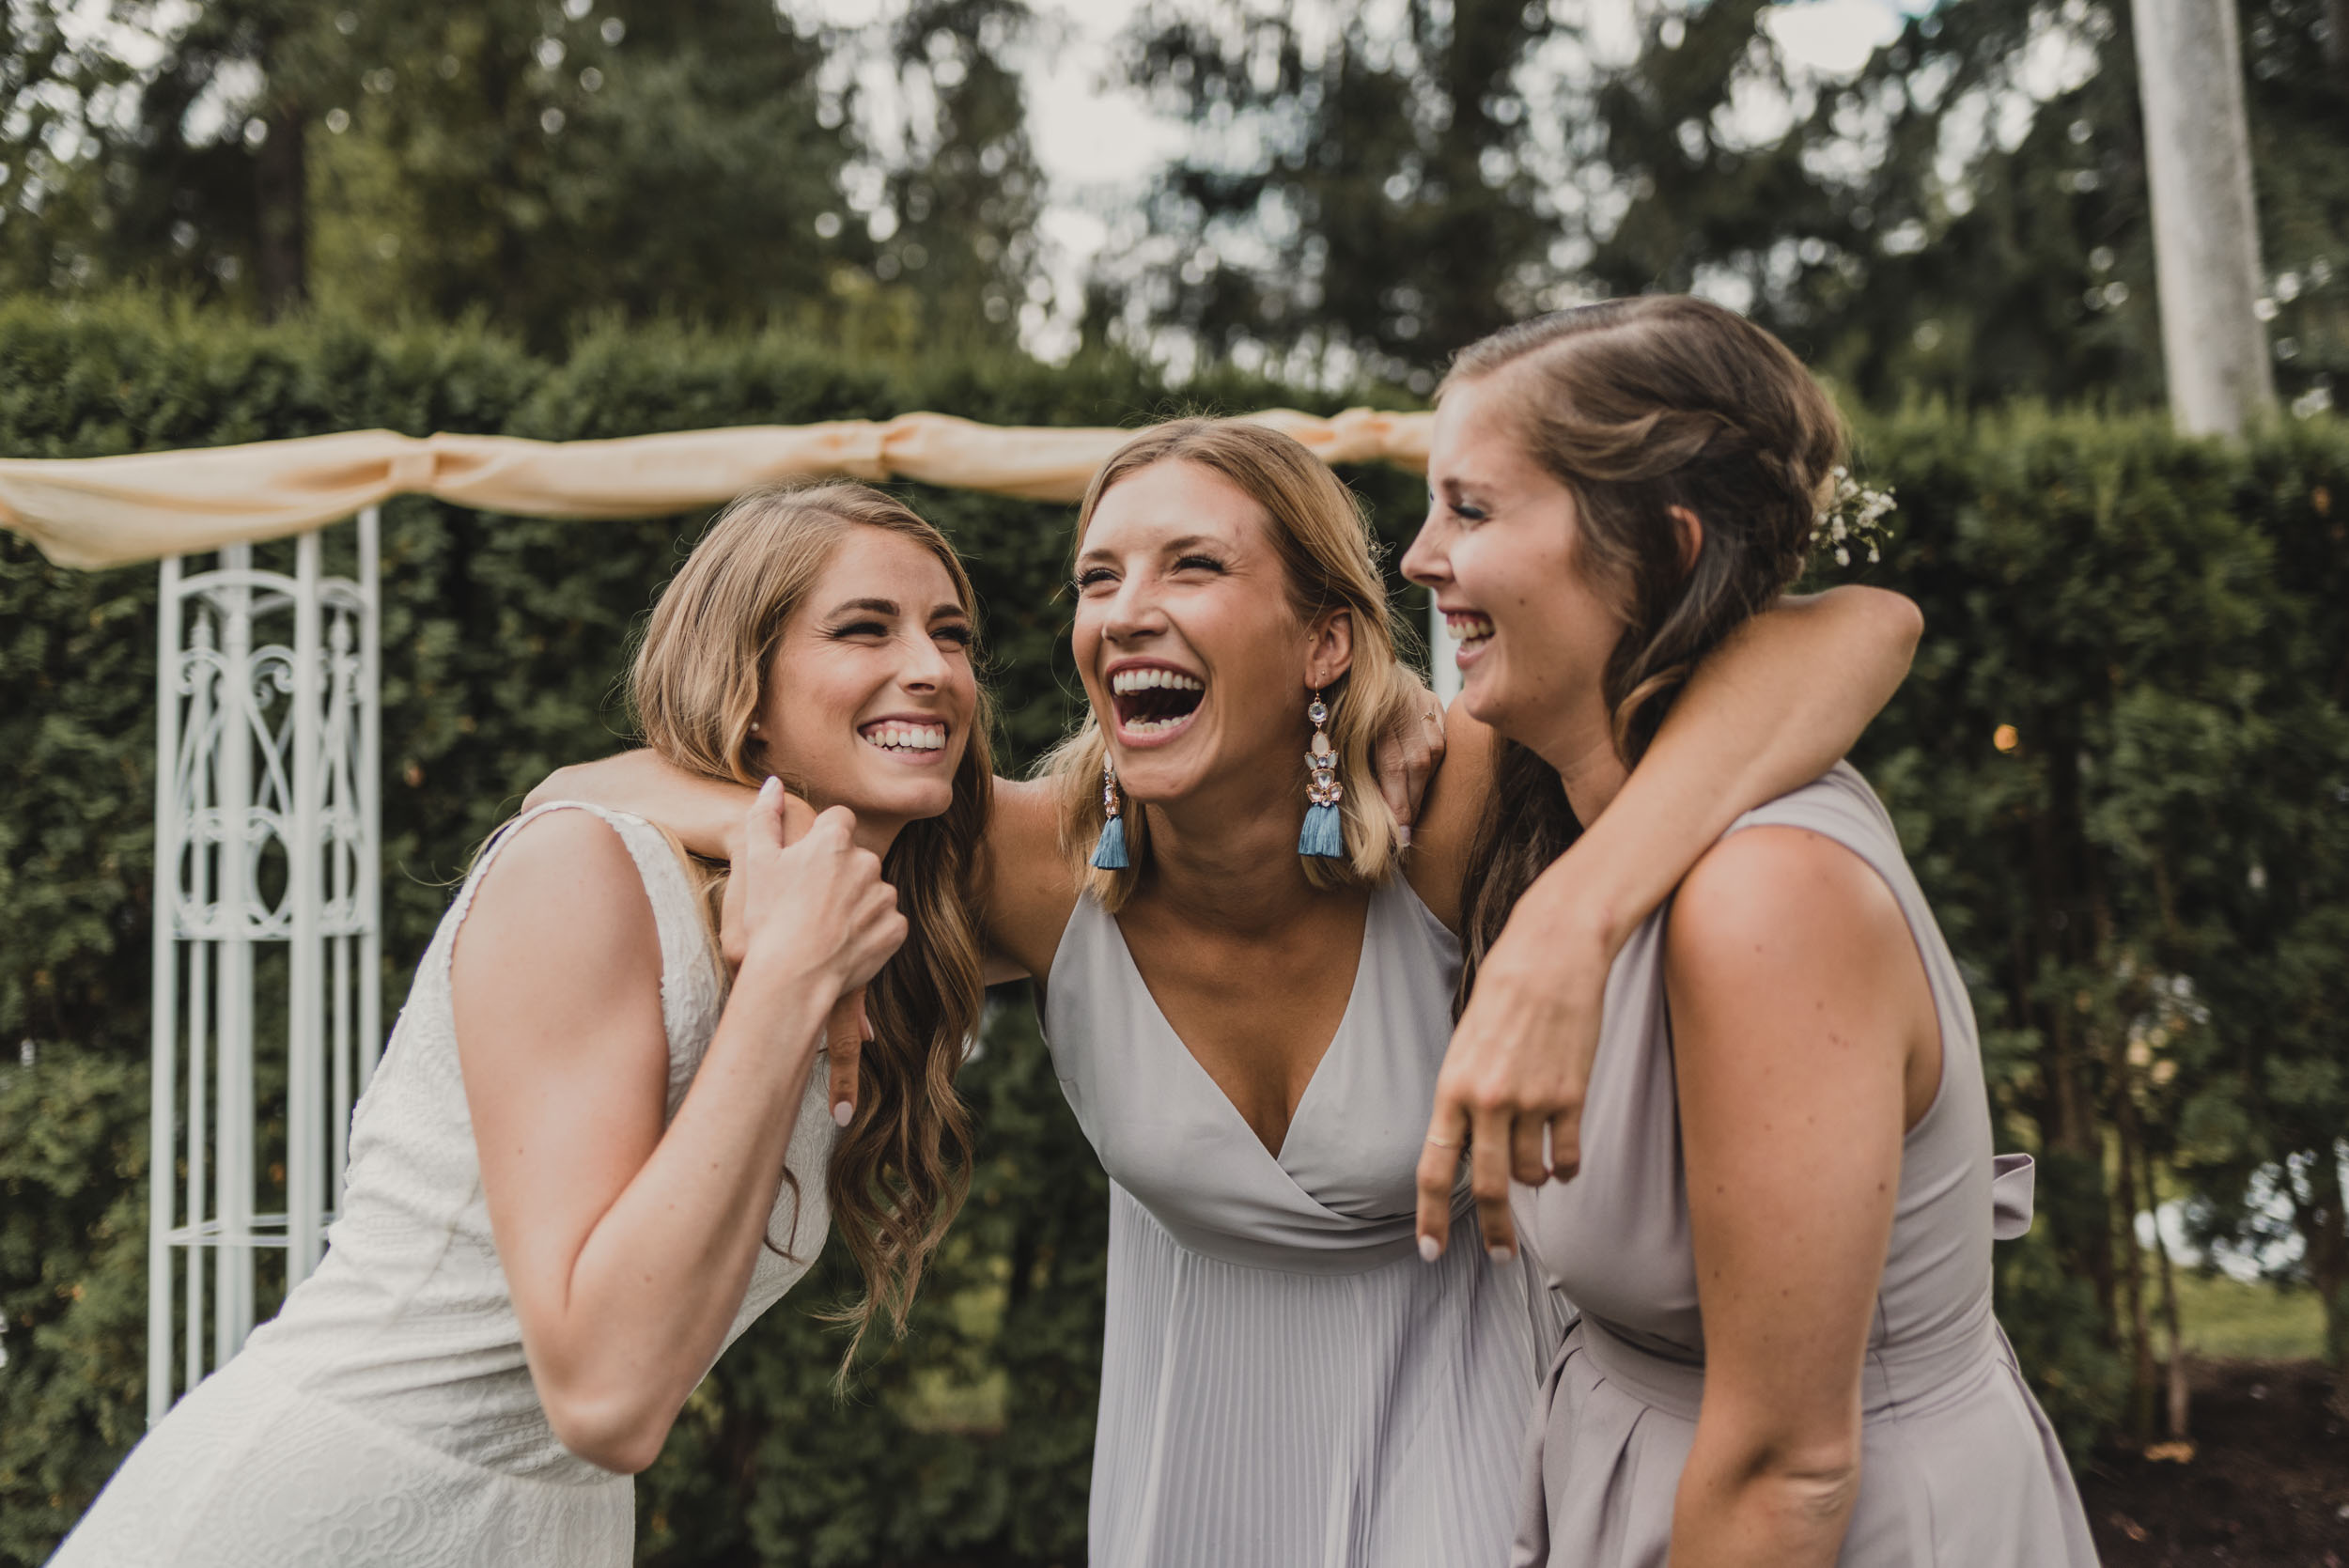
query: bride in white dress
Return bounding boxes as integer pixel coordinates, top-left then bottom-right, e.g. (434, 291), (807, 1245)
(52, 483), (996, 1568)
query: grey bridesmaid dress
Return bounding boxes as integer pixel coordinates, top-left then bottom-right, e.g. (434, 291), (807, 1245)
(1513, 764), (2100, 1566)
(1045, 874), (1564, 1568)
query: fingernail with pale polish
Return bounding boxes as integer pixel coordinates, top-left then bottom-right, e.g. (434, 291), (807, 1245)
(1417, 1234), (1439, 1263)
(1487, 1245), (1516, 1265)
(1397, 825), (1414, 848)
(832, 1100), (854, 1127)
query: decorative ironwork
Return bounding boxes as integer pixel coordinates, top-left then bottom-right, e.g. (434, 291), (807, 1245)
(147, 511), (381, 1423)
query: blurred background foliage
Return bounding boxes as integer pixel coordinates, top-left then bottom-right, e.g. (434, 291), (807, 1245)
(1, 300), (2344, 1565)
(1, 0), (2347, 1560)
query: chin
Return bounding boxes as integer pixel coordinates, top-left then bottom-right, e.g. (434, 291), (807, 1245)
(869, 779), (956, 824)
(1457, 667), (1508, 728)
(1108, 749), (1205, 806)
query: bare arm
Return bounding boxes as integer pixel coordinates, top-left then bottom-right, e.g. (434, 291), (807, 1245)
(1665, 825), (1926, 1566)
(978, 774), (1081, 984)
(526, 751), (753, 860)
(1417, 584), (1922, 1257)
(453, 787), (903, 1474)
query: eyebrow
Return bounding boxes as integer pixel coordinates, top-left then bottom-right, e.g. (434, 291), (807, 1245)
(821, 598), (970, 620)
(1075, 532), (1230, 565)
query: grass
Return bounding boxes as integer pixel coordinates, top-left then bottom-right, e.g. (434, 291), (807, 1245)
(2170, 1270), (2328, 1360)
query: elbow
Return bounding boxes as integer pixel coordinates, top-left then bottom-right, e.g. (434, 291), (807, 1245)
(1734, 1435), (1863, 1526)
(543, 1384), (675, 1477)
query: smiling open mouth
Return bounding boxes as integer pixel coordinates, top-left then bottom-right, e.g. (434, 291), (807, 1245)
(859, 719), (947, 753)
(1445, 611), (1494, 650)
(1109, 667), (1206, 735)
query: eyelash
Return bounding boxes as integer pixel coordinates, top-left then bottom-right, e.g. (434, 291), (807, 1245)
(1072, 554), (1225, 594)
(830, 621), (974, 645)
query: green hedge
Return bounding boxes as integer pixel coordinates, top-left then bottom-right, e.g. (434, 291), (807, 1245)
(0, 298), (1432, 1568)
(2, 298), (2344, 1565)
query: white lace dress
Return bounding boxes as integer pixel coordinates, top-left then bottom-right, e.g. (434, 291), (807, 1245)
(52, 803), (836, 1568)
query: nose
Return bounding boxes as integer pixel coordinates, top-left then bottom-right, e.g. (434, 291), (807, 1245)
(1102, 571), (1168, 644)
(1401, 509), (1453, 589)
(897, 626), (952, 692)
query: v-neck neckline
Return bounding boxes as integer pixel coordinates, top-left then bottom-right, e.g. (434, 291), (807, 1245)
(1101, 887), (1378, 1166)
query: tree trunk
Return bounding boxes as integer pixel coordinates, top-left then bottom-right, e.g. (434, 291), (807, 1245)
(2292, 1140), (2349, 1416)
(2110, 1035), (2157, 1441)
(2143, 1154), (2191, 1440)
(2129, 0), (2278, 435)
(254, 102), (309, 317)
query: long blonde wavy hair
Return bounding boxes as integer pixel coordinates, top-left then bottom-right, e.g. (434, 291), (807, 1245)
(1041, 418), (1422, 911)
(631, 481), (989, 1371)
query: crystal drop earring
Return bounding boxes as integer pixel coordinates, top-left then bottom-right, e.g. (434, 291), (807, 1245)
(1299, 691), (1344, 860)
(1091, 754), (1131, 870)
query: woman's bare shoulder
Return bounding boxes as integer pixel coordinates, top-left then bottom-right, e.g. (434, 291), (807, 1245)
(1664, 823), (1913, 1046)
(1402, 705), (1500, 932)
(981, 775), (1081, 980)
(452, 808), (666, 1033)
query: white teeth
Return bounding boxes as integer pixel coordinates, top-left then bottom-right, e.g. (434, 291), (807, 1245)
(1123, 713), (1194, 734)
(1446, 613), (1495, 645)
(861, 722), (945, 753)
(1111, 667), (1206, 694)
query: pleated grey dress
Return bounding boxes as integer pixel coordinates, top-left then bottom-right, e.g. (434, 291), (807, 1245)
(1512, 765), (2099, 1567)
(1045, 873), (1565, 1568)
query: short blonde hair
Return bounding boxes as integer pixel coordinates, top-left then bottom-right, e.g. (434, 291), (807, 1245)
(1041, 419), (1422, 911)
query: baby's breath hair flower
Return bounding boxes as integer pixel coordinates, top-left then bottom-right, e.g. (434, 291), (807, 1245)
(1809, 465), (1896, 567)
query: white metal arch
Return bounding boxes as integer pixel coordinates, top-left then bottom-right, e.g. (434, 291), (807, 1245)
(147, 508), (381, 1423)
(136, 500), (1449, 1426)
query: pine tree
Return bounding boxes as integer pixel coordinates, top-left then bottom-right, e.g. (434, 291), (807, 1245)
(1111, 0), (1563, 389)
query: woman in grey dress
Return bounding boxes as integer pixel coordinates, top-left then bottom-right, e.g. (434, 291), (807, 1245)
(1404, 296), (2099, 1566)
(546, 430), (1924, 1564)
(968, 418), (1924, 1565)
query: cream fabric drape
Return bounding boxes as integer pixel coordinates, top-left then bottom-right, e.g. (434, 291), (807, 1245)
(0, 407), (1432, 570)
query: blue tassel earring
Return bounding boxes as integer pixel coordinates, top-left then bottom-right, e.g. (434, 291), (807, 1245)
(1299, 691), (1346, 860)
(1091, 755), (1131, 870)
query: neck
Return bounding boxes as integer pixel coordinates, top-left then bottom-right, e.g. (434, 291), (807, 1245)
(1520, 702), (1631, 827)
(805, 793), (908, 859)
(1134, 788), (1328, 936)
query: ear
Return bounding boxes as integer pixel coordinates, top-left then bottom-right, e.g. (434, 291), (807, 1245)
(1305, 609), (1355, 690)
(1668, 505), (1705, 576)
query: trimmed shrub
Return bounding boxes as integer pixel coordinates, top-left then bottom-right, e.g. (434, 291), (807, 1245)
(3, 299), (2344, 1564)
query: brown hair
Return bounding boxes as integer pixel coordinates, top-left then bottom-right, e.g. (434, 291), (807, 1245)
(1038, 418), (1422, 909)
(632, 481), (988, 1372)
(1447, 297), (1846, 1009)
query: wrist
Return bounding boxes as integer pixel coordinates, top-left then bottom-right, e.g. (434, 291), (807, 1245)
(728, 949), (842, 1035)
(1507, 865), (1628, 964)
